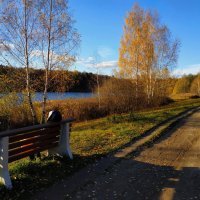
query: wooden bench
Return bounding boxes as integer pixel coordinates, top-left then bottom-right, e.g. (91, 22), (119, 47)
(0, 118), (75, 189)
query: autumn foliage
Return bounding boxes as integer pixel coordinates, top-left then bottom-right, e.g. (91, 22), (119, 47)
(118, 3), (179, 107)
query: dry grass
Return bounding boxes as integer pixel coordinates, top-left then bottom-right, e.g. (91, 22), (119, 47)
(0, 93), (33, 128)
(170, 93), (197, 100)
(1, 92), (199, 129)
(44, 97), (107, 121)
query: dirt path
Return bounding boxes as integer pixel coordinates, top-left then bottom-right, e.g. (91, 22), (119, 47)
(34, 109), (200, 200)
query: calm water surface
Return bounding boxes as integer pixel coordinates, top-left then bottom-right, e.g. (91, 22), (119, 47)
(34, 92), (94, 101)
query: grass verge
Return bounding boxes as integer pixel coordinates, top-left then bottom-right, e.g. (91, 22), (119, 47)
(0, 98), (200, 200)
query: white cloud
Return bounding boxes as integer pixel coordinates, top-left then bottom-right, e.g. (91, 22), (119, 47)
(76, 57), (95, 66)
(76, 56), (118, 69)
(31, 50), (43, 57)
(97, 46), (114, 58)
(96, 60), (118, 68)
(173, 64), (200, 76)
(0, 43), (14, 51)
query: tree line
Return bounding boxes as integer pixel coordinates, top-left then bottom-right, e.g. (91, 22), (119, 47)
(1, 64), (199, 97)
(173, 74), (200, 96)
(0, 64), (109, 93)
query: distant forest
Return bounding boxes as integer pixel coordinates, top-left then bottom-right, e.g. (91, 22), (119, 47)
(1, 65), (200, 96)
(0, 65), (110, 93)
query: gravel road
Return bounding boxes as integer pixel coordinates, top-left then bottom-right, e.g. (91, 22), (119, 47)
(34, 109), (200, 200)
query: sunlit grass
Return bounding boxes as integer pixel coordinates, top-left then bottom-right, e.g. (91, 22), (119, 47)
(70, 98), (200, 157)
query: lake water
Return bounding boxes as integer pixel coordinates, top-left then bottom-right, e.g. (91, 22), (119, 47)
(34, 92), (94, 101)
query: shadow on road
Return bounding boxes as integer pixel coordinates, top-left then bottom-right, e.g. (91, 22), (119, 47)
(100, 158), (200, 200)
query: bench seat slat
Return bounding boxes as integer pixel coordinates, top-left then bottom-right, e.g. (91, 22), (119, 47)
(9, 137), (59, 157)
(8, 142), (58, 163)
(9, 127), (60, 143)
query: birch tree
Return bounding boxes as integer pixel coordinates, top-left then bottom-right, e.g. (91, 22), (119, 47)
(0, 0), (39, 124)
(119, 3), (179, 106)
(140, 12), (179, 104)
(0, 0), (80, 124)
(91, 53), (101, 109)
(37, 0), (80, 123)
(119, 4), (144, 107)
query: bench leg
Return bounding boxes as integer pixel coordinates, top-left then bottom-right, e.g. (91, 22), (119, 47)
(0, 137), (12, 189)
(48, 123), (73, 159)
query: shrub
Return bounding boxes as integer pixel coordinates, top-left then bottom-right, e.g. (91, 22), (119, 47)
(45, 98), (108, 121)
(0, 93), (33, 128)
(99, 78), (136, 113)
(190, 95), (200, 99)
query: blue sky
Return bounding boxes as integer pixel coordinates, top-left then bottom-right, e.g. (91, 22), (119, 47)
(69, 0), (200, 76)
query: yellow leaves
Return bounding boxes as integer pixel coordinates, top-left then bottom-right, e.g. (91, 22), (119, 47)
(119, 3), (158, 72)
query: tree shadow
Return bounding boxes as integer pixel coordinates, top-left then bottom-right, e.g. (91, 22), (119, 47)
(64, 140), (200, 199)
(0, 154), (106, 200)
(85, 158), (200, 200)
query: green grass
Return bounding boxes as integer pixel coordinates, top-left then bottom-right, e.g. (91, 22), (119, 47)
(70, 98), (200, 157)
(0, 98), (200, 200)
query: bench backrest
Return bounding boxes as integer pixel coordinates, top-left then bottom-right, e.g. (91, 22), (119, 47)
(8, 126), (60, 163)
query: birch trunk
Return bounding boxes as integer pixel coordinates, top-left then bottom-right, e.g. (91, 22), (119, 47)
(96, 69), (101, 109)
(24, 0), (37, 124)
(41, 0), (53, 123)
